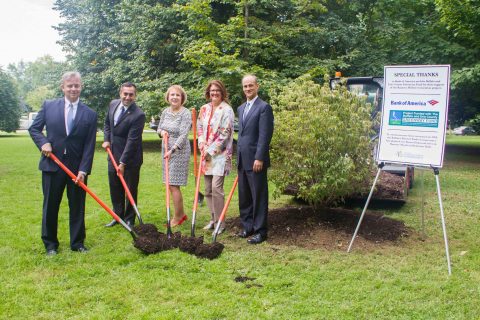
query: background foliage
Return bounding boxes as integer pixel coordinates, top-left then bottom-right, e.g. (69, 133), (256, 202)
(3, 0), (479, 127)
(31, 0), (477, 126)
(0, 68), (21, 132)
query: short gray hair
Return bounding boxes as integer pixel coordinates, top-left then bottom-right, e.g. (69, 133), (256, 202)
(61, 71), (82, 85)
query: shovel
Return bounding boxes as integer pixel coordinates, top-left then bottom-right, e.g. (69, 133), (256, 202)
(187, 174), (237, 260)
(212, 176), (238, 242)
(105, 146), (143, 224)
(47, 153), (137, 240)
(190, 157), (204, 237)
(192, 108), (204, 205)
(163, 132), (173, 238)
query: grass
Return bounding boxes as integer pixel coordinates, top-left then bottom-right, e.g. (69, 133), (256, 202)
(1, 132), (480, 319)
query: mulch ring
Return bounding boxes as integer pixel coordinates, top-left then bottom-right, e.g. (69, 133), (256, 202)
(225, 206), (410, 251)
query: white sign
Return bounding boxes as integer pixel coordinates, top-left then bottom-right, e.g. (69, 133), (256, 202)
(376, 65), (450, 167)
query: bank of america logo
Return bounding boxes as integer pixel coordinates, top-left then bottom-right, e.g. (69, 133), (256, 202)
(428, 100), (439, 106)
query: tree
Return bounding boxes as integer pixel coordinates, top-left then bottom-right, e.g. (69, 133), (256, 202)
(270, 75), (373, 206)
(0, 68), (21, 132)
(7, 56), (67, 111)
(435, 0), (480, 125)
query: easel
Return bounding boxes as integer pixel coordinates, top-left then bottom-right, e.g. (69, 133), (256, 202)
(347, 162), (452, 275)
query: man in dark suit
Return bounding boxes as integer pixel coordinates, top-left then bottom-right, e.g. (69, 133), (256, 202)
(102, 82), (145, 227)
(237, 74), (274, 244)
(29, 72), (97, 255)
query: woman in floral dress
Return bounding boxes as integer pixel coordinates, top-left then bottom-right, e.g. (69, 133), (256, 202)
(197, 80), (234, 233)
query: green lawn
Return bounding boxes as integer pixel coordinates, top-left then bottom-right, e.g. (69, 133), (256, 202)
(1, 132), (479, 319)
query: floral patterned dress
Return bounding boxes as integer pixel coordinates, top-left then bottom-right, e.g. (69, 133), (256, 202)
(197, 101), (234, 176)
(158, 107), (192, 185)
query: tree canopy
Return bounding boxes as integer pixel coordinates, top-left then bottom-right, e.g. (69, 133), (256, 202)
(45, 0), (480, 125)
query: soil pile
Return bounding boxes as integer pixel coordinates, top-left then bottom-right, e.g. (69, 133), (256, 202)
(132, 226), (224, 259)
(226, 206), (410, 251)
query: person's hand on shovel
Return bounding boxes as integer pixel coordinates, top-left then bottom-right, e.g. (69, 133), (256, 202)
(75, 172), (86, 184)
(102, 141), (124, 177)
(41, 142), (52, 157)
(117, 163), (125, 176)
(162, 131), (174, 160)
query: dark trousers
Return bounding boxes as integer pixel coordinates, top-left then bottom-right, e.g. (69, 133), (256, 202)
(238, 167), (269, 237)
(108, 167), (140, 223)
(41, 167), (86, 251)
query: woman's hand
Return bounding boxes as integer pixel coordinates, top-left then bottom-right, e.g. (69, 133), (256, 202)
(163, 149), (172, 159)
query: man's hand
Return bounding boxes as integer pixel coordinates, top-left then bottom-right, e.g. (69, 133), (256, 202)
(75, 172), (86, 184)
(102, 141), (111, 149)
(253, 160), (264, 173)
(41, 143), (52, 157)
(117, 163), (125, 176)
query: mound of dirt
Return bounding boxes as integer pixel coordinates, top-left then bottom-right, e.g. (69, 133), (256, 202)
(284, 171), (406, 201)
(226, 206), (410, 251)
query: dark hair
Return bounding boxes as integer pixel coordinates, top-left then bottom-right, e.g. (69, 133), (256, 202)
(204, 80), (229, 103)
(120, 82), (137, 92)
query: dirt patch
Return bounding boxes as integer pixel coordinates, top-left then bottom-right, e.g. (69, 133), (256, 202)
(234, 276), (256, 282)
(132, 227), (225, 259)
(179, 236), (204, 255)
(225, 206), (410, 251)
(368, 171), (406, 201)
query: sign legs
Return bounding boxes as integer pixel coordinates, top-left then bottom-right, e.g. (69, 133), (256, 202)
(347, 162), (384, 253)
(433, 167), (452, 275)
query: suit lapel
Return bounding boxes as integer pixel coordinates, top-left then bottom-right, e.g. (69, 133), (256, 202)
(59, 99), (68, 135)
(112, 101), (121, 127)
(240, 103), (247, 129)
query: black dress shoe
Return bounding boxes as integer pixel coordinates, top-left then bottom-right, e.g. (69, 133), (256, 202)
(247, 233), (267, 244)
(237, 230), (253, 238)
(72, 246), (88, 253)
(46, 249), (58, 256)
(105, 220), (118, 227)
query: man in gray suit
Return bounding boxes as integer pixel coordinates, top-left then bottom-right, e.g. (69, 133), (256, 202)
(237, 75), (274, 244)
(102, 82), (145, 227)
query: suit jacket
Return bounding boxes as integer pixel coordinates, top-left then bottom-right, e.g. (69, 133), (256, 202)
(237, 97), (274, 170)
(104, 99), (145, 171)
(29, 98), (98, 174)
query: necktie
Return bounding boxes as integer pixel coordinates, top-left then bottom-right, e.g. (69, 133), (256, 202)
(115, 106), (125, 125)
(243, 102), (251, 120)
(67, 103), (74, 135)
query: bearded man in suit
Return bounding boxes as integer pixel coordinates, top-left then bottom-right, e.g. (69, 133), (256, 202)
(102, 82), (145, 228)
(236, 74), (274, 244)
(29, 71), (97, 255)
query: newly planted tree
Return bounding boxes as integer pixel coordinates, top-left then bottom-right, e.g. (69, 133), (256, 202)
(270, 75), (374, 206)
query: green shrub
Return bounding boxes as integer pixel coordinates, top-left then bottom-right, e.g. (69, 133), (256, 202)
(270, 75), (374, 206)
(467, 113), (480, 134)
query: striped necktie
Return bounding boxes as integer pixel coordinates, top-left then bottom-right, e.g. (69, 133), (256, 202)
(243, 102), (251, 120)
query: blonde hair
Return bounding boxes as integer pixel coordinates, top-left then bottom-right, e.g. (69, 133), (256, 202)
(165, 85), (187, 105)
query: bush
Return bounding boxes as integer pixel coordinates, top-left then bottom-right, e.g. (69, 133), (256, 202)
(270, 75), (374, 206)
(0, 69), (21, 132)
